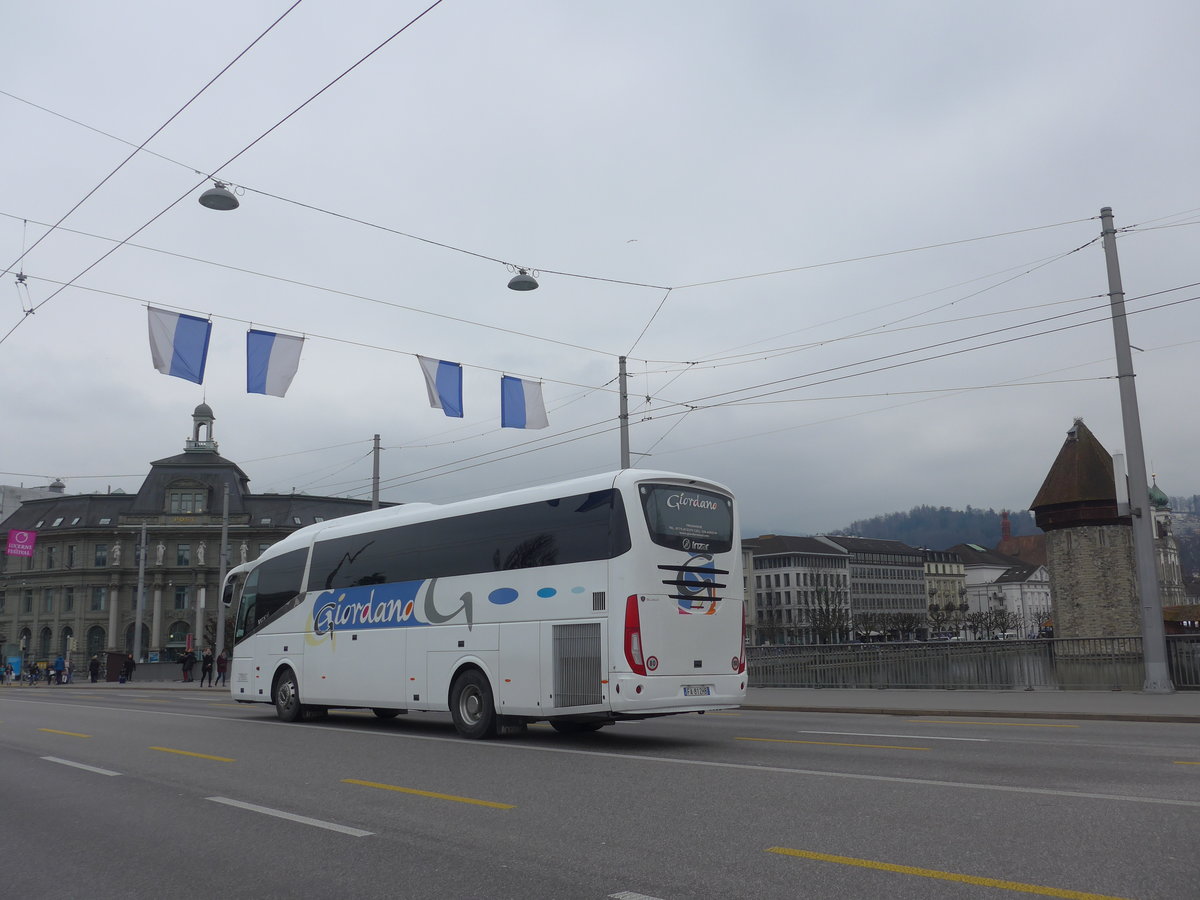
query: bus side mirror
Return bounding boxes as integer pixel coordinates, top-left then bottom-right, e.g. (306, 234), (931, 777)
(222, 582), (235, 607)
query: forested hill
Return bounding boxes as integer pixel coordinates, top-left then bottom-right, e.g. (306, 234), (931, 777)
(832, 505), (1041, 550)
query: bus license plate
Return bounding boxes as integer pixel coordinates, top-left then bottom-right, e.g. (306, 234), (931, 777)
(683, 685), (712, 697)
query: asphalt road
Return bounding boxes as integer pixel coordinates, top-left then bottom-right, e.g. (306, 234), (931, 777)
(2, 687), (1197, 899)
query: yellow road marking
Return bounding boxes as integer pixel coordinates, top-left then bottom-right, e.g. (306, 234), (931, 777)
(766, 847), (1129, 899)
(133, 698), (170, 704)
(737, 736), (929, 751)
(909, 719), (1078, 728)
(149, 746), (235, 762)
(39, 728), (90, 738)
(343, 778), (514, 809)
(1174, 760), (1200, 766)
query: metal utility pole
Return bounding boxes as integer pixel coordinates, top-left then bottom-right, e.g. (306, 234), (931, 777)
(215, 484), (230, 660)
(133, 522), (147, 662)
(1100, 206), (1174, 693)
(371, 434), (381, 509)
(618, 356), (630, 469)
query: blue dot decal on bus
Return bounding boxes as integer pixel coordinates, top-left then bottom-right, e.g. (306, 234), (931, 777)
(571, 586), (586, 594)
(537, 587), (556, 598)
(488, 587), (519, 605)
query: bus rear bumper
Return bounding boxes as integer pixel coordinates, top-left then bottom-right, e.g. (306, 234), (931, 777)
(608, 672), (745, 714)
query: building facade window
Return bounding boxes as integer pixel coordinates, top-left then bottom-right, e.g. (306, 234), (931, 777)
(39, 626), (52, 658)
(91, 587), (106, 612)
(23, 590), (33, 613)
(86, 626), (105, 657)
(168, 491), (206, 514)
(94, 544), (108, 567)
(45, 545), (58, 569)
(63, 587), (74, 612)
(42, 588), (53, 613)
(66, 544), (77, 568)
(177, 544), (191, 566)
(174, 586), (190, 611)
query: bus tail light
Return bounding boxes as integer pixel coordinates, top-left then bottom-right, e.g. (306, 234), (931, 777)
(624, 594), (647, 676)
(735, 603), (746, 674)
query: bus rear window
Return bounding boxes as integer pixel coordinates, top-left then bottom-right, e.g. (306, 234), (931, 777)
(639, 484), (733, 554)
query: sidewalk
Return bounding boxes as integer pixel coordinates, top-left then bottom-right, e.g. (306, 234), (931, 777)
(9, 680), (1200, 724)
(744, 686), (1200, 723)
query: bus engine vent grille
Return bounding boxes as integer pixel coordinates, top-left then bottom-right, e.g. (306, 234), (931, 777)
(553, 622), (602, 708)
(592, 591), (606, 611)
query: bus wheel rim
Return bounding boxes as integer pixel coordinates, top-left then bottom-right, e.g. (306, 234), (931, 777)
(460, 686), (481, 723)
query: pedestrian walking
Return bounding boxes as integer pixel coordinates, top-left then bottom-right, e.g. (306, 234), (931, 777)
(88, 655), (100, 683)
(200, 648), (214, 687)
(53, 655), (65, 685)
(215, 650), (228, 687)
(122, 653), (136, 683)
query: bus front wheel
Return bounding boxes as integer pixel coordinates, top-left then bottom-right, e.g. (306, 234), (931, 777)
(274, 668), (303, 722)
(450, 669), (496, 739)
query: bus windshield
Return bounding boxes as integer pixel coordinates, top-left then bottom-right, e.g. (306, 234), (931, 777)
(638, 483), (733, 554)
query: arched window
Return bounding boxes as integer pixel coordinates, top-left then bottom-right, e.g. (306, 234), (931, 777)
(39, 626), (52, 658)
(167, 621), (190, 661)
(86, 626), (105, 657)
(124, 622), (150, 654)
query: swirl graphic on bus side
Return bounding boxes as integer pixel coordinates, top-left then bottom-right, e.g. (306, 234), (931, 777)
(676, 552), (719, 615)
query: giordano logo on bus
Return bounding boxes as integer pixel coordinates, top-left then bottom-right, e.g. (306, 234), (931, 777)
(677, 553), (719, 616)
(306, 577), (474, 644)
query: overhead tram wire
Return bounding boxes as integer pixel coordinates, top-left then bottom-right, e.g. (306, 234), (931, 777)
(670, 291), (1200, 413)
(0, 90), (1107, 314)
(321, 287), (1200, 493)
(0, 0), (448, 350)
(0, 213), (616, 358)
(0, 0), (304, 283)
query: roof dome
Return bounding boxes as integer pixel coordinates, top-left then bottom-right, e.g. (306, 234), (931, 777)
(193, 402), (214, 418)
(1148, 479), (1169, 509)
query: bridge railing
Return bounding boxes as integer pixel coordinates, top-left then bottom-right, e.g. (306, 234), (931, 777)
(746, 635), (1200, 691)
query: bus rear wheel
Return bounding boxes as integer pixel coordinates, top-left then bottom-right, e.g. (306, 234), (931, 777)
(450, 669), (496, 739)
(274, 668), (303, 722)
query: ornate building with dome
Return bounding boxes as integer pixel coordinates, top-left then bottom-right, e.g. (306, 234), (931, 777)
(1, 403), (381, 673)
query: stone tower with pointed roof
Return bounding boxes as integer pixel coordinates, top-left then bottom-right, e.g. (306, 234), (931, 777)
(1029, 418), (1137, 637)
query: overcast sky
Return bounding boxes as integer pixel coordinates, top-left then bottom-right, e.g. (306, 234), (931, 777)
(2, 1), (1197, 538)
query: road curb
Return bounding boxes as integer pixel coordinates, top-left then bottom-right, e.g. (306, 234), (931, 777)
(739, 704), (1200, 724)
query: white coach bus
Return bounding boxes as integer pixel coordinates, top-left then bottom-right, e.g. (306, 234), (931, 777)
(222, 470), (746, 738)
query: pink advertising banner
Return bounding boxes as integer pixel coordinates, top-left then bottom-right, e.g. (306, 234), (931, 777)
(6, 530), (37, 557)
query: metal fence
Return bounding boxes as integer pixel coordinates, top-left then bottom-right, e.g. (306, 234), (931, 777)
(746, 635), (1200, 691)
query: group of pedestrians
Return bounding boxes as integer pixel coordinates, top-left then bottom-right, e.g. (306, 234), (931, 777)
(1, 657), (76, 685)
(179, 648), (226, 686)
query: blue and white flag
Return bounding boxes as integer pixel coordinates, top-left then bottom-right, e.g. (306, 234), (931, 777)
(147, 307), (212, 384)
(500, 375), (549, 429)
(246, 329), (304, 397)
(418, 356), (463, 418)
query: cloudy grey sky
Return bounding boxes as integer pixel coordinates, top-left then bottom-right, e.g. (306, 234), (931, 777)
(2, 1), (1197, 537)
